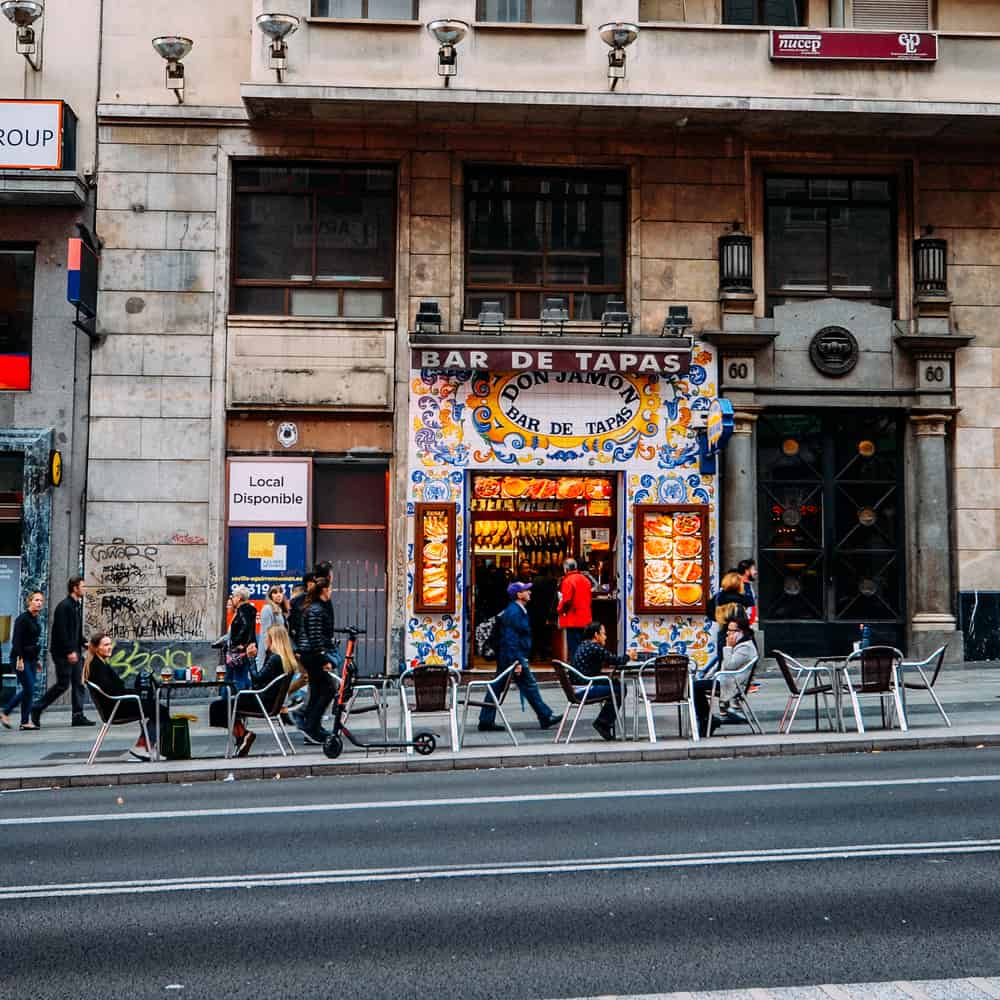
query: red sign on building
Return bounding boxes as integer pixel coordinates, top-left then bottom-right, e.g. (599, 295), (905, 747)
(770, 30), (937, 62)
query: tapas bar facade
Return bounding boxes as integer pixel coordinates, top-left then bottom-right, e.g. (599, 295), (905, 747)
(405, 340), (721, 670)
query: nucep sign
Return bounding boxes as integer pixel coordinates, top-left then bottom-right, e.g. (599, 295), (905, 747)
(0, 100), (66, 169)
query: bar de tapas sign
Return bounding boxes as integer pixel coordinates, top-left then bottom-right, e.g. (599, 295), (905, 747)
(770, 30), (937, 62)
(411, 344), (690, 376)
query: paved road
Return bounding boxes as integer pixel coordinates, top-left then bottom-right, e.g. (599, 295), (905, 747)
(4, 749), (1000, 999)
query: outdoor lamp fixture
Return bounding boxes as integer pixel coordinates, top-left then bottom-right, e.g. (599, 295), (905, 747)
(719, 225), (753, 293)
(427, 19), (468, 87)
(662, 305), (693, 338)
(256, 12), (299, 82)
(477, 300), (505, 336)
(540, 297), (569, 337)
(1, 0), (43, 70)
(600, 299), (631, 337)
(914, 230), (948, 297)
(598, 22), (638, 91)
(152, 36), (193, 104)
(415, 299), (443, 335)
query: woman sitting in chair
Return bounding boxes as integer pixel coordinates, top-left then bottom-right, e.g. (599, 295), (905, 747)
(693, 613), (757, 738)
(83, 632), (167, 761)
(208, 623), (296, 757)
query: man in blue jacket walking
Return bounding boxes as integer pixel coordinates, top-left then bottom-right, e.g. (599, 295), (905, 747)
(479, 582), (557, 732)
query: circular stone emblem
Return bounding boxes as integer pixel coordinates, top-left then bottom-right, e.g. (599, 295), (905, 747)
(809, 326), (859, 377)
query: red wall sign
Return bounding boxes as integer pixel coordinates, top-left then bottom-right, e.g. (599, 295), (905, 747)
(770, 30), (937, 62)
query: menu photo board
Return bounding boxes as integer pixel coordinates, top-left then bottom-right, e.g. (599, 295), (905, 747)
(634, 504), (710, 615)
(413, 503), (457, 614)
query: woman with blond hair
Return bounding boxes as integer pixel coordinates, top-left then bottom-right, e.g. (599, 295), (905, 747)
(257, 585), (288, 669)
(82, 632), (166, 760)
(209, 623), (296, 756)
(1, 590), (44, 730)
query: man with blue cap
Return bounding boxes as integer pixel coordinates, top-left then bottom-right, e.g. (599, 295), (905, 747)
(479, 580), (557, 732)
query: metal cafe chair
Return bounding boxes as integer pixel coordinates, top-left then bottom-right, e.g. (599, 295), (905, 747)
(704, 655), (763, 736)
(551, 659), (621, 744)
(900, 646), (950, 727)
(459, 662), (519, 748)
(637, 654), (699, 742)
(343, 675), (395, 742)
(85, 681), (160, 765)
(399, 665), (461, 754)
(844, 645), (908, 733)
(225, 671), (296, 758)
(773, 649), (836, 734)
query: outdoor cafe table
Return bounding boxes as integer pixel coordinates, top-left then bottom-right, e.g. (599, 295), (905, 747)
(612, 659), (657, 741)
(155, 679), (235, 757)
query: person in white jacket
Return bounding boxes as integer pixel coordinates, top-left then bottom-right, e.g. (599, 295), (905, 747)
(693, 614), (757, 737)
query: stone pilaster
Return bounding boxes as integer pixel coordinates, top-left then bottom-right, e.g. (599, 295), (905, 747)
(909, 413), (962, 660)
(721, 410), (758, 575)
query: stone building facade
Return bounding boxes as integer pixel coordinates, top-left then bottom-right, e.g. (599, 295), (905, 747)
(80, 0), (1000, 665)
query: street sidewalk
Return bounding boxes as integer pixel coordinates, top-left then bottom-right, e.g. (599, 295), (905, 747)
(1, 662), (997, 790)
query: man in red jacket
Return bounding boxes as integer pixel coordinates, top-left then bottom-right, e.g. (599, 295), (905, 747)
(557, 558), (592, 660)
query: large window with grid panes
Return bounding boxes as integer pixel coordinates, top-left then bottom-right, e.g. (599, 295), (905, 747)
(231, 162), (396, 318)
(464, 166), (626, 322)
(764, 175), (896, 316)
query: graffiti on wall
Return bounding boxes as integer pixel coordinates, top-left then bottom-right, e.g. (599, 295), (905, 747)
(86, 538), (206, 641)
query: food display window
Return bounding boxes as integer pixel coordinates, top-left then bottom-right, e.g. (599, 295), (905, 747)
(414, 503), (457, 614)
(634, 504), (710, 615)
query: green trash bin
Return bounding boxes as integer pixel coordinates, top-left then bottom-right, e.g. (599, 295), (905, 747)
(159, 716), (191, 760)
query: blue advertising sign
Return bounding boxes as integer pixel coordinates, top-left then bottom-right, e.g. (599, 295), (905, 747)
(699, 398), (735, 475)
(227, 527), (307, 612)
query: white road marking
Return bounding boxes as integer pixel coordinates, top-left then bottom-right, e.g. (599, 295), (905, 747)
(2, 838), (1000, 900)
(4, 772), (1000, 827)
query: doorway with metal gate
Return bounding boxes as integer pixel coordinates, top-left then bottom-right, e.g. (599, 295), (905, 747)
(757, 410), (904, 658)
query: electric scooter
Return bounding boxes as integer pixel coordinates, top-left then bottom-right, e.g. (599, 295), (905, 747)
(322, 626), (437, 759)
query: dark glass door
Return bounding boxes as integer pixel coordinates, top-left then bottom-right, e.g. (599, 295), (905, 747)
(757, 411), (904, 657)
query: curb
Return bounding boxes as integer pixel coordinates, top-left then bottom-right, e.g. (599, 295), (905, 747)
(2, 728), (998, 791)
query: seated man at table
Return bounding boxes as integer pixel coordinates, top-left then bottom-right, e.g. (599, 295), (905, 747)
(570, 620), (629, 741)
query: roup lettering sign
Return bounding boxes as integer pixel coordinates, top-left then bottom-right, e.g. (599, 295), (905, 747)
(412, 345), (690, 376)
(227, 459), (310, 526)
(0, 100), (64, 169)
(770, 30), (938, 62)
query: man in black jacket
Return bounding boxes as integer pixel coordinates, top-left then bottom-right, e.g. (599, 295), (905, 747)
(32, 577), (93, 728)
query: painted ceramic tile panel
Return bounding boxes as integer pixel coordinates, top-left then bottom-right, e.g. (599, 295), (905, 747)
(407, 346), (719, 669)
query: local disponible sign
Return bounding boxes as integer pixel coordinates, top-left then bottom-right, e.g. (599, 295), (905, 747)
(0, 100), (65, 169)
(412, 345), (690, 376)
(227, 459), (310, 526)
(770, 30), (937, 61)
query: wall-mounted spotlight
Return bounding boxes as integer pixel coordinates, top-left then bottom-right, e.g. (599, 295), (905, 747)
(427, 19), (468, 87)
(152, 36), (193, 104)
(598, 22), (638, 90)
(256, 12), (299, 82)
(1, 0), (44, 70)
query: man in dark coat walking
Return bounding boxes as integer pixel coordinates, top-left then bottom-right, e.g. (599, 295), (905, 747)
(32, 576), (93, 728)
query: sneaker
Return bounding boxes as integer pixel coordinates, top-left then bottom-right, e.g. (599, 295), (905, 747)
(592, 719), (615, 741)
(129, 741), (151, 761)
(0, 713), (11, 729)
(72, 715), (96, 727)
(478, 722), (505, 732)
(30, 707), (41, 729)
(236, 730), (256, 757)
(724, 709), (749, 725)
(302, 728), (331, 746)
(19, 722), (38, 731)
(538, 714), (559, 730)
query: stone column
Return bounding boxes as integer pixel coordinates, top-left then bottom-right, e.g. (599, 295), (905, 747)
(909, 413), (960, 659)
(721, 411), (758, 573)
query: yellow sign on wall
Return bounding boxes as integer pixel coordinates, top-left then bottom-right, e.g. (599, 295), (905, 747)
(248, 532), (275, 559)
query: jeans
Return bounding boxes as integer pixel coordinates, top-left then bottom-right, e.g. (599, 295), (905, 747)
(2, 660), (37, 724)
(565, 627), (585, 661)
(301, 651), (336, 735)
(573, 677), (622, 728)
(36, 654), (87, 717)
(479, 658), (553, 726)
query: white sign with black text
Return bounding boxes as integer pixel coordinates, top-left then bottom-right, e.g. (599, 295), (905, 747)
(228, 460), (310, 526)
(0, 101), (63, 169)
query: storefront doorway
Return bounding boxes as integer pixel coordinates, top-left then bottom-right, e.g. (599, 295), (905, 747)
(468, 473), (619, 666)
(757, 410), (905, 657)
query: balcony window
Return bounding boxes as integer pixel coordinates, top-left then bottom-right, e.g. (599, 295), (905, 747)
(231, 163), (396, 318)
(723, 0), (803, 25)
(312, 0), (418, 17)
(0, 247), (35, 391)
(477, 0), (580, 24)
(852, 0), (930, 30)
(765, 175), (895, 315)
(464, 166), (626, 321)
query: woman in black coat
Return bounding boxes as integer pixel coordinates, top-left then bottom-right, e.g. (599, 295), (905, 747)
(1, 590), (44, 730)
